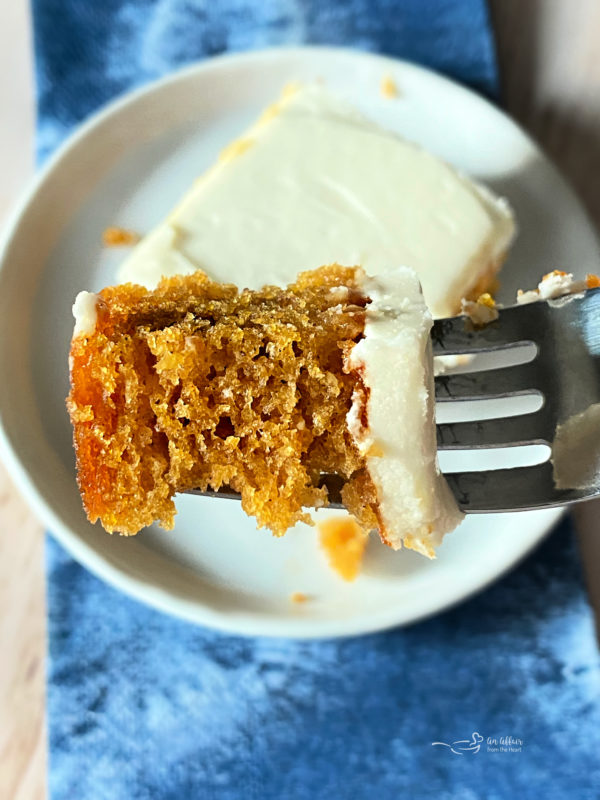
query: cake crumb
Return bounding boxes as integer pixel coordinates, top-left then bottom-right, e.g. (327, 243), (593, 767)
(381, 75), (399, 98)
(517, 270), (600, 305)
(291, 592), (308, 604)
(102, 226), (140, 247)
(587, 273), (600, 289)
(319, 517), (368, 582)
(461, 292), (499, 326)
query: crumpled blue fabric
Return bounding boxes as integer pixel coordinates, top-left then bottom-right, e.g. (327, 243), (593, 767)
(33, 0), (498, 161)
(32, 1), (600, 797)
(46, 523), (600, 799)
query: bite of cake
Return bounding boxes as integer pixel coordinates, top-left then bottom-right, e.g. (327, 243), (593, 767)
(66, 82), (518, 562)
(67, 265), (463, 556)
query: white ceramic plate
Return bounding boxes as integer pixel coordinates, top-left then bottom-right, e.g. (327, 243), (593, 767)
(1, 47), (598, 638)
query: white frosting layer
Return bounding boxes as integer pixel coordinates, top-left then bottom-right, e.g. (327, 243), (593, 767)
(118, 85), (515, 318)
(72, 291), (99, 338)
(348, 266), (464, 557)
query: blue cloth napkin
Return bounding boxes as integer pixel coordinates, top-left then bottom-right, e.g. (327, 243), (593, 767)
(33, 1), (600, 797)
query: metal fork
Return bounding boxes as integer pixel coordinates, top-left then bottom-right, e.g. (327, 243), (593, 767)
(186, 289), (600, 513)
(433, 287), (600, 512)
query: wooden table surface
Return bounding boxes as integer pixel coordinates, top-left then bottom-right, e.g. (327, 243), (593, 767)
(1, 1), (600, 797)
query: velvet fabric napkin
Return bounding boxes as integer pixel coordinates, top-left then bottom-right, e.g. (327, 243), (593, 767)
(32, 1), (600, 797)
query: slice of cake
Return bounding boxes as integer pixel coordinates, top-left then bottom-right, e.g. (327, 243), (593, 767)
(117, 84), (515, 319)
(67, 265), (463, 555)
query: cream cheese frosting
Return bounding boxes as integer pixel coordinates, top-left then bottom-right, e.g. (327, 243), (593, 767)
(348, 266), (464, 556)
(118, 84), (515, 318)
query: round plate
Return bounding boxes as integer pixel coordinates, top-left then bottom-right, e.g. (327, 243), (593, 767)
(0, 47), (597, 638)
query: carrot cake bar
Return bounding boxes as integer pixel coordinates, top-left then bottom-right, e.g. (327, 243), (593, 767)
(67, 265), (463, 556)
(117, 84), (516, 319)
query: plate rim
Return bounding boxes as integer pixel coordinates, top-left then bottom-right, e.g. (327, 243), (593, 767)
(0, 45), (573, 638)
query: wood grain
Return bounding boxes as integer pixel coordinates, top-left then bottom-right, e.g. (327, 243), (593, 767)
(1, 2), (600, 798)
(0, 3), (45, 800)
(0, 468), (46, 800)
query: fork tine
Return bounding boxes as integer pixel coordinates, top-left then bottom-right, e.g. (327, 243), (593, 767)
(435, 362), (543, 401)
(431, 303), (544, 355)
(184, 486), (244, 502)
(184, 478), (347, 509)
(184, 464), (594, 513)
(445, 462), (596, 512)
(436, 410), (552, 449)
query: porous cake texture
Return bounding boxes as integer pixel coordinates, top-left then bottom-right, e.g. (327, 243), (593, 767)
(67, 266), (379, 536)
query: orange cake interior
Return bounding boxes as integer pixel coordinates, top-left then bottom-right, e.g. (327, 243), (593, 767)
(67, 265), (380, 536)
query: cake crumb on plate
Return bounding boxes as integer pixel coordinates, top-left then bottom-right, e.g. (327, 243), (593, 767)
(319, 517), (368, 581)
(380, 75), (399, 98)
(102, 226), (141, 247)
(290, 592), (308, 604)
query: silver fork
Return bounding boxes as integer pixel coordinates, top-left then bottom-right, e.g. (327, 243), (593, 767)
(433, 287), (600, 512)
(186, 289), (600, 513)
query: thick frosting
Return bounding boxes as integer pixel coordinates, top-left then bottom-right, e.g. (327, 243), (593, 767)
(118, 85), (515, 318)
(348, 266), (464, 556)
